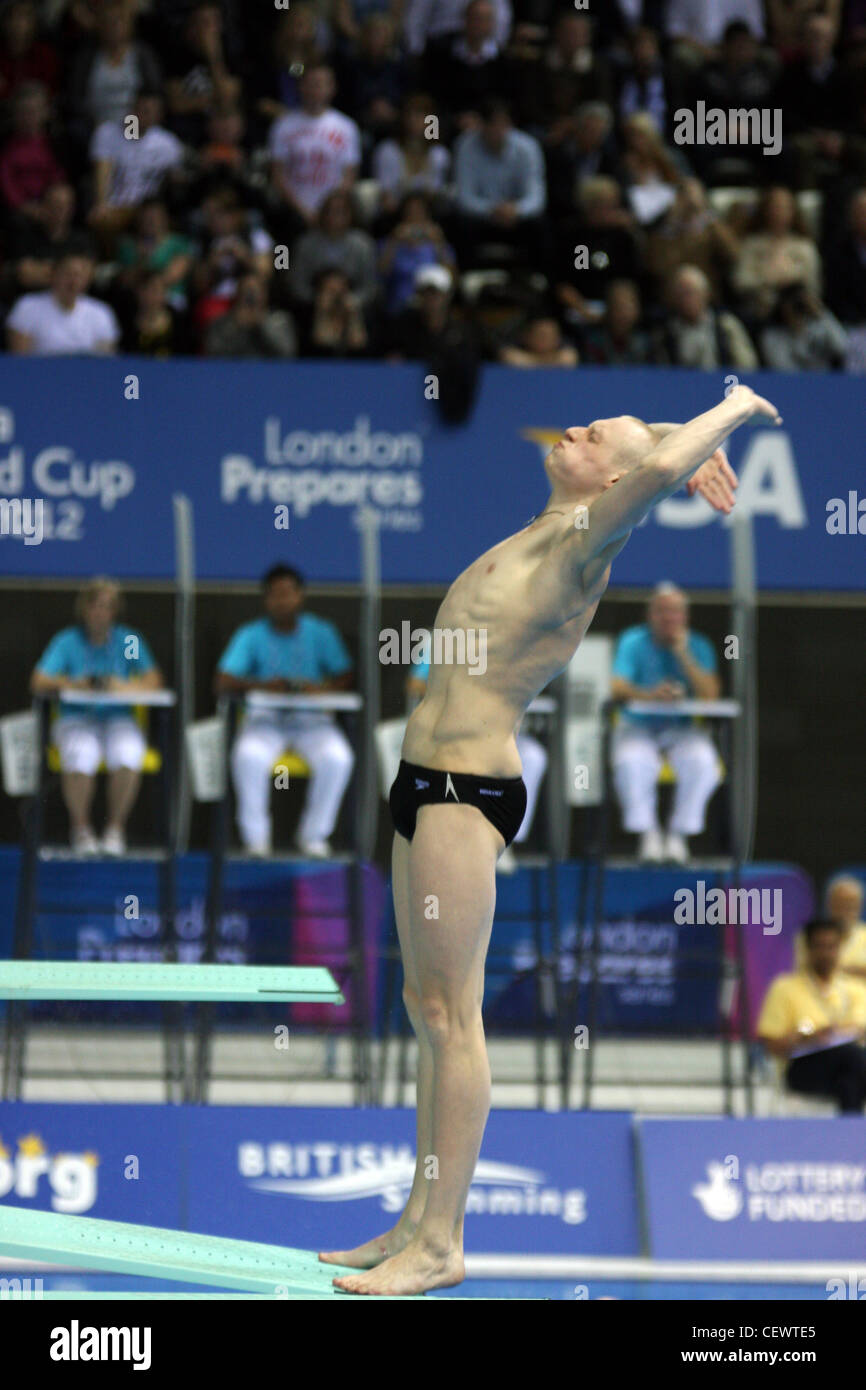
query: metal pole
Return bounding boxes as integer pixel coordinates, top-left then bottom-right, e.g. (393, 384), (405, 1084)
(172, 494), (195, 854)
(729, 511), (758, 1113)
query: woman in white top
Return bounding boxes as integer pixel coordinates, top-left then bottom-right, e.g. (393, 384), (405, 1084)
(372, 92), (451, 218)
(731, 185), (822, 324)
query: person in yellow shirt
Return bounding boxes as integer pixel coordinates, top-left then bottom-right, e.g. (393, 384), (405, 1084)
(793, 875), (866, 979)
(758, 918), (866, 1113)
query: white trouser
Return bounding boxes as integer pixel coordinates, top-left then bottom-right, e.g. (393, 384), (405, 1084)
(230, 713), (355, 850)
(515, 733), (547, 843)
(612, 723), (721, 836)
(54, 717), (146, 775)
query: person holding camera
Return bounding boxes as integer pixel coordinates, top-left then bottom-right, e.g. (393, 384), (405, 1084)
(30, 577), (163, 855)
(300, 267), (370, 356)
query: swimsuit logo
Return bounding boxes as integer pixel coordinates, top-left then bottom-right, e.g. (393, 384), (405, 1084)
(444, 773), (460, 801)
(414, 779), (429, 790)
(479, 788), (504, 796)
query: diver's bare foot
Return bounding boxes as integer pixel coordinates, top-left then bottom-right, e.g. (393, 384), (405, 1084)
(319, 1220), (417, 1269)
(332, 1238), (464, 1296)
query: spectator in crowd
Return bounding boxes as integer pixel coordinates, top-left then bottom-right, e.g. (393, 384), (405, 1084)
(452, 96), (546, 266)
(164, 1), (241, 147)
(759, 283), (847, 371)
(268, 65), (361, 239)
(333, 0), (406, 50)
(796, 876), (866, 980)
(610, 582), (722, 864)
(205, 272), (296, 357)
(377, 190), (456, 315)
(0, 82), (65, 222)
(758, 917), (866, 1113)
(406, 648), (548, 872)
(579, 278), (654, 364)
(385, 264), (481, 420)
(665, 0), (766, 65)
(552, 175), (642, 326)
(777, 12), (858, 189)
(691, 20), (778, 111)
(508, 9), (611, 134)
(30, 577), (163, 855)
(567, 102), (619, 186)
(655, 264), (758, 369)
(766, 0), (842, 57)
(7, 250), (119, 353)
(539, 98), (618, 223)
(67, 0), (162, 140)
(731, 186), (822, 325)
(88, 89), (186, 247)
(613, 24), (671, 134)
(194, 104), (248, 187)
(825, 187), (866, 368)
(290, 188), (379, 311)
(371, 92), (452, 219)
(215, 563), (355, 858)
(498, 313), (577, 366)
(115, 198), (194, 311)
(424, 0), (508, 132)
(0, 0), (61, 103)
(404, 0), (511, 57)
(617, 111), (687, 226)
(541, 10), (611, 96)
(338, 13), (406, 145)
(297, 267), (370, 356)
(252, 4), (326, 130)
(119, 269), (191, 355)
(6, 182), (91, 294)
(190, 184), (274, 340)
(643, 178), (738, 304)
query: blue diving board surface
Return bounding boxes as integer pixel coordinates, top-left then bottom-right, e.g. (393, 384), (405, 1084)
(0, 962), (343, 1004)
(0, 1207), (420, 1297)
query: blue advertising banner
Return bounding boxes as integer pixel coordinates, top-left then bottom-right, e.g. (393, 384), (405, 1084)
(0, 1103), (638, 1257)
(186, 1106), (637, 1255)
(640, 1117), (866, 1261)
(0, 1102), (182, 1227)
(479, 862), (812, 1034)
(0, 359), (862, 589)
(0, 849), (810, 1035)
(0, 848), (384, 1029)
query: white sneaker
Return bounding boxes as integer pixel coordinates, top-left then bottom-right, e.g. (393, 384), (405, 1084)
(101, 827), (126, 857)
(638, 829), (664, 863)
(72, 828), (100, 856)
(295, 837), (332, 860)
(246, 842), (271, 860)
(664, 831), (689, 865)
(496, 846), (518, 874)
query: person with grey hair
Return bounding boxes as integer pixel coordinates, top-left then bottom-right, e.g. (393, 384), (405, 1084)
(796, 876), (866, 979)
(654, 264), (758, 369)
(610, 582), (722, 863)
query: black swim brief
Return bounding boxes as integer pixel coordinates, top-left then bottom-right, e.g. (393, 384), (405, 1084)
(389, 759), (527, 847)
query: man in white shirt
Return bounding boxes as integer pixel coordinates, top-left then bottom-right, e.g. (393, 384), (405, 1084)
(89, 89), (186, 242)
(268, 66), (360, 238)
(7, 253), (119, 355)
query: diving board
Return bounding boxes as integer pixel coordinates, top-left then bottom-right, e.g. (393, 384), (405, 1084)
(0, 1208), (410, 1296)
(0, 962), (344, 1004)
